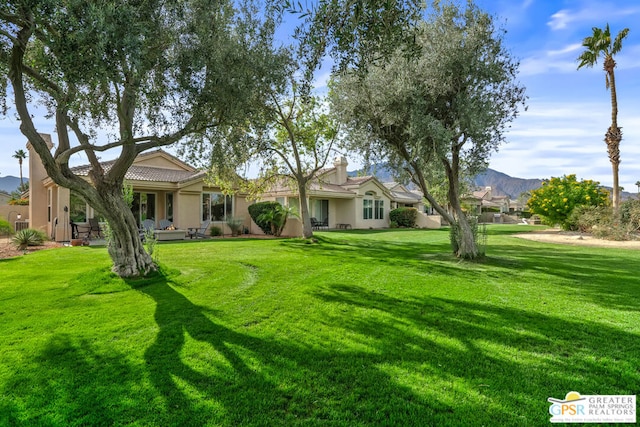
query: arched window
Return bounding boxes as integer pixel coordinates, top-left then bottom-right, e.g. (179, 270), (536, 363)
(363, 191), (384, 220)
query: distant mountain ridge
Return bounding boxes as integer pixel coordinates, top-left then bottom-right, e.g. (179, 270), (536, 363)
(348, 164), (542, 198)
(472, 169), (543, 199)
(0, 176), (26, 193)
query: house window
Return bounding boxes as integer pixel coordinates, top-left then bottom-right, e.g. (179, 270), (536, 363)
(363, 199), (373, 220)
(132, 192), (156, 226)
(375, 200), (384, 219)
(311, 199), (328, 223)
(166, 193), (174, 222)
(363, 191), (375, 220)
(202, 192), (232, 221)
(288, 197), (299, 215)
(47, 188), (52, 222)
(275, 197), (285, 206)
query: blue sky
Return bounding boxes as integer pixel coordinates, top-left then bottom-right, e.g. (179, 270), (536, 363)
(2, 0), (640, 192)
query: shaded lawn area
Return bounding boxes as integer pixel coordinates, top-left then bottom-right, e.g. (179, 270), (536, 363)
(0, 226), (638, 426)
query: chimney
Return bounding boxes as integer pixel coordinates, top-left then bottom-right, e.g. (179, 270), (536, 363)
(333, 156), (348, 184)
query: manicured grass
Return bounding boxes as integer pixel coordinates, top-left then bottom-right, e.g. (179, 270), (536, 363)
(0, 226), (638, 426)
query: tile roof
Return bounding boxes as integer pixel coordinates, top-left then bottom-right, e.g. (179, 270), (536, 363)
(70, 162), (205, 183)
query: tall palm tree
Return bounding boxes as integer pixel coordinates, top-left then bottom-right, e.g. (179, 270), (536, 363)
(635, 180), (640, 196)
(577, 24), (629, 211)
(12, 149), (27, 190)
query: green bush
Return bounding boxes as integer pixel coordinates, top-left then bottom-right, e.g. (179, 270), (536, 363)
(0, 218), (12, 236)
(12, 228), (46, 249)
(248, 202), (283, 235)
(389, 208), (418, 228)
(209, 226), (222, 237)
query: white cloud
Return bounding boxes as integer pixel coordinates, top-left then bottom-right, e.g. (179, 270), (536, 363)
(548, 4), (640, 31)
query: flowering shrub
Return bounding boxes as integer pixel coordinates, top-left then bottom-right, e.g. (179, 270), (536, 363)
(8, 198), (29, 206)
(527, 174), (609, 229)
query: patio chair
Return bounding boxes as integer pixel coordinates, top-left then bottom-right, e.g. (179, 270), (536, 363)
(310, 217), (321, 230)
(158, 219), (173, 230)
(139, 219), (155, 242)
(187, 220), (210, 239)
(88, 218), (102, 238)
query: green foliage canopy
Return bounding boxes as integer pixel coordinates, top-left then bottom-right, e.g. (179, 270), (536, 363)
(527, 174), (610, 229)
(330, 1), (526, 258)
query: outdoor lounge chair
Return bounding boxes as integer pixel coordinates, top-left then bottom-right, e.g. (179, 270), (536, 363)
(187, 220), (210, 239)
(139, 219), (155, 242)
(158, 219), (173, 230)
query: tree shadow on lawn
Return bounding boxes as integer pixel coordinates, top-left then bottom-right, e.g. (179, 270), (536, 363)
(132, 273), (452, 425)
(0, 334), (150, 426)
(3, 269), (638, 425)
(488, 243), (640, 312)
(129, 273), (640, 425)
(285, 234), (640, 312)
(311, 284), (640, 422)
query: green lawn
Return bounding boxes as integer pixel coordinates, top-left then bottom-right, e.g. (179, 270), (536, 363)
(0, 226), (638, 426)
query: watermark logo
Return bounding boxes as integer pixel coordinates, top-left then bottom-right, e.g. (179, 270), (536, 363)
(548, 391), (636, 423)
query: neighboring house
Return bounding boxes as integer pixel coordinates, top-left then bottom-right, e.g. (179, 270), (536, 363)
(261, 157), (441, 231)
(27, 135), (254, 241)
(464, 186), (510, 214)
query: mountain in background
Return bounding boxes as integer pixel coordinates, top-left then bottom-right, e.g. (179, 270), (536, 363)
(0, 176), (27, 193)
(472, 168), (543, 199)
(348, 165), (636, 201)
(348, 164), (542, 198)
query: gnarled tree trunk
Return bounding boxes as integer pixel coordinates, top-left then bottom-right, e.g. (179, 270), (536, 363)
(95, 182), (155, 277)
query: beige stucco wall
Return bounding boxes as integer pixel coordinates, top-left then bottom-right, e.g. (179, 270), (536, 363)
(134, 154), (189, 170)
(27, 135), (53, 236)
(0, 205), (29, 231)
(416, 213), (442, 229)
(351, 181), (391, 229)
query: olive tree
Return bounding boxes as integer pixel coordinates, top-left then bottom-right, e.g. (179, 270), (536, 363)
(0, 0), (280, 276)
(331, 1), (526, 258)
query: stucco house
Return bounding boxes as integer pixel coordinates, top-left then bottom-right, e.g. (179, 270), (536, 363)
(27, 135), (441, 241)
(27, 135), (254, 241)
(261, 157), (441, 232)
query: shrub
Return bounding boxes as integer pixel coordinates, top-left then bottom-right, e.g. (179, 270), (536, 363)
(566, 205), (613, 232)
(225, 216), (244, 236)
(248, 202), (283, 235)
(389, 207), (418, 228)
(257, 205), (290, 237)
(8, 198), (29, 206)
(209, 226), (222, 237)
(389, 220), (398, 229)
(619, 199), (640, 232)
(527, 174), (610, 230)
(12, 228), (46, 250)
(0, 218), (11, 236)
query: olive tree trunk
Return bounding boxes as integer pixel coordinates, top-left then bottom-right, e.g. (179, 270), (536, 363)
(92, 182), (155, 277)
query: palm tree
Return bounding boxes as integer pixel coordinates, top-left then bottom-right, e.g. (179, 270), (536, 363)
(635, 180), (640, 197)
(577, 24), (629, 211)
(12, 149), (27, 190)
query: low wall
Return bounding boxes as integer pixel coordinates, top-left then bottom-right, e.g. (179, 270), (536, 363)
(416, 213), (442, 229)
(0, 205), (29, 230)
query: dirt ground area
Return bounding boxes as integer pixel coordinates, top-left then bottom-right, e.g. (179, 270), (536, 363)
(0, 238), (63, 260)
(513, 229), (640, 250)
